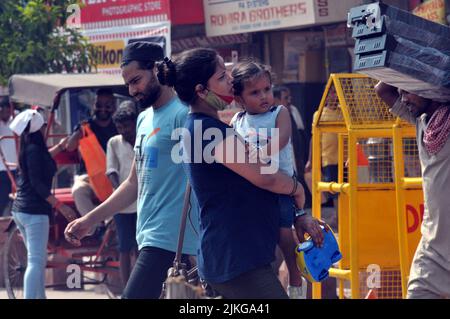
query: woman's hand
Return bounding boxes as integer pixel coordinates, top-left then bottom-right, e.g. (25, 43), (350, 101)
(57, 136), (69, 151)
(57, 204), (77, 222)
(293, 181), (305, 210)
(294, 214), (327, 248)
(64, 216), (94, 246)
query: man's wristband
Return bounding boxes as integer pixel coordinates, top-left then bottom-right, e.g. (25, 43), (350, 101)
(294, 207), (308, 220)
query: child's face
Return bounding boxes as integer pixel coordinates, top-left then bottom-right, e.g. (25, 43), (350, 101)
(115, 120), (136, 143)
(207, 55), (233, 97)
(237, 74), (274, 114)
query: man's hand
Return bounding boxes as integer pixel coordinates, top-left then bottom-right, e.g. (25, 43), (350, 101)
(374, 81), (399, 107)
(294, 215), (327, 247)
(57, 136), (69, 151)
(64, 216), (93, 246)
(65, 129), (82, 152)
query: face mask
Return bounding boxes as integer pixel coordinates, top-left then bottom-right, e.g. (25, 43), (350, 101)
(217, 93), (234, 105)
(204, 90), (229, 111)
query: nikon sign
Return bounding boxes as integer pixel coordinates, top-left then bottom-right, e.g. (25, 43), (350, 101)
(84, 21), (171, 74)
(93, 41), (124, 70)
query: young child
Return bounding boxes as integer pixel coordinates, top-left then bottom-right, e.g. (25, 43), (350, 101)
(230, 61), (307, 299)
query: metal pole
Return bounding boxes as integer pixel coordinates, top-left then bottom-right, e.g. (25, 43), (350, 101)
(392, 124), (410, 298)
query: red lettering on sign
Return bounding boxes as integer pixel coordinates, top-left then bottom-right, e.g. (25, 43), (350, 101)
(406, 204), (419, 233)
(317, 0), (328, 16)
(211, 11), (247, 26)
(406, 203), (425, 233)
(248, 3), (307, 23)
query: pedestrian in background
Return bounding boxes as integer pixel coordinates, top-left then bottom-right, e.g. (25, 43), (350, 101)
(9, 109), (76, 299)
(0, 96), (17, 216)
(106, 104), (139, 288)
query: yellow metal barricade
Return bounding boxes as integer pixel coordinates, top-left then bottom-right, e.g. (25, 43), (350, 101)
(311, 74), (423, 299)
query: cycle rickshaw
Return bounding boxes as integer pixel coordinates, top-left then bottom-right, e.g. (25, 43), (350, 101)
(1, 73), (132, 299)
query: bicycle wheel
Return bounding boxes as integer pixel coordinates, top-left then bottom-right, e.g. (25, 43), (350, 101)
(93, 220), (122, 299)
(3, 226), (27, 299)
(103, 274), (122, 299)
(50, 219), (121, 298)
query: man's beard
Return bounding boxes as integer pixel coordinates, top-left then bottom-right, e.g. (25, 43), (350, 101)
(136, 85), (161, 109)
(407, 100), (431, 118)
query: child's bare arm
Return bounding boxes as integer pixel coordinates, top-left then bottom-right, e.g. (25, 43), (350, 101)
(261, 106), (292, 157)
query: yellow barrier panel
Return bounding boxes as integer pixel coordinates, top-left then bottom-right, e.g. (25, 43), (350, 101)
(311, 74), (423, 299)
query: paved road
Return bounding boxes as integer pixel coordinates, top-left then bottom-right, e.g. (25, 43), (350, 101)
(0, 285), (111, 299)
(0, 207), (338, 300)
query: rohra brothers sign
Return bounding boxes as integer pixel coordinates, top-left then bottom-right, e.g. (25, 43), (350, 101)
(204, 0), (314, 36)
(203, 0), (362, 37)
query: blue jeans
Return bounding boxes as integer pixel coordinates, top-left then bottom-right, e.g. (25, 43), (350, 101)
(12, 212), (49, 299)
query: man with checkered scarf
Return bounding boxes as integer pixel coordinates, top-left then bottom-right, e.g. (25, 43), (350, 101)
(376, 82), (450, 299)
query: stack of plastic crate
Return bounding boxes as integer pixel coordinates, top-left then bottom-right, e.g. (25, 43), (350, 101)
(347, 2), (450, 102)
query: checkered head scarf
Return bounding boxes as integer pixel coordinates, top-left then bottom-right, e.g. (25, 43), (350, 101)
(423, 105), (450, 155)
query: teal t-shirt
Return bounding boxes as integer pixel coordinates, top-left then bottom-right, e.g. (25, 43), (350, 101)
(134, 97), (199, 255)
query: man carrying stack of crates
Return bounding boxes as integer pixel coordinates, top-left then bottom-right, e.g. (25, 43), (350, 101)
(348, 2), (450, 299)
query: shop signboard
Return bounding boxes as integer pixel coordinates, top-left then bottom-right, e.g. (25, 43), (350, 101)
(80, 0), (171, 29)
(204, 0), (363, 37)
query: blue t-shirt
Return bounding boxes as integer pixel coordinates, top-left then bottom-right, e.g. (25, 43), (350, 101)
(182, 113), (280, 284)
(134, 97), (199, 255)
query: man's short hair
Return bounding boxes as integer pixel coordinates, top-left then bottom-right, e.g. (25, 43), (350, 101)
(96, 88), (114, 97)
(273, 85), (289, 100)
(113, 105), (137, 124)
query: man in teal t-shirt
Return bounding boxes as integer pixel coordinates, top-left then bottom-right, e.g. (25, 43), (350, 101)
(64, 42), (198, 299)
(122, 42), (199, 299)
(135, 97), (198, 254)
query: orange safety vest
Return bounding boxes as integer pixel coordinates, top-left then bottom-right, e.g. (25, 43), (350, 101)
(78, 123), (113, 202)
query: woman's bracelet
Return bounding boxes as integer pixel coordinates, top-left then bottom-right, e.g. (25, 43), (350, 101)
(288, 175), (298, 196)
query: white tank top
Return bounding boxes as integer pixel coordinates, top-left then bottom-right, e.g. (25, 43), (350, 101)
(232, 105), (294, 176)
